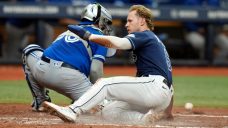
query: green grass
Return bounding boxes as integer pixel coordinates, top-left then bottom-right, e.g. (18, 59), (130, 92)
(0, 76), (227, 108)
(0, 80), (71, 104)
(173, 76), (228, 108)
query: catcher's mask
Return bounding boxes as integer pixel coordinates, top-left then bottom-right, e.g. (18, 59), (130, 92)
(81, 3), (113, 35)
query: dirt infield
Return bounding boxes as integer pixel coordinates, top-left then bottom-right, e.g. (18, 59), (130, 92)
(0, 104), (227, 128)
(0, 66), (228, 127)
(0, 65), (228, 80)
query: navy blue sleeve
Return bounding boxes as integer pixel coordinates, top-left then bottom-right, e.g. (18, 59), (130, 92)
(125, 32), (149, 50)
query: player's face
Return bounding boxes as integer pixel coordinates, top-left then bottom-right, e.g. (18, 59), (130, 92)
(125, 10), (141, 33)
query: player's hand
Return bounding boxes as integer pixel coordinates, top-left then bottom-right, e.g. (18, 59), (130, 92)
(68, 25), (91, 41)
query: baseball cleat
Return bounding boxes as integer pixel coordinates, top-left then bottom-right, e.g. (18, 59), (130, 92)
(31, 100), (47, 112)
(43, 101), (77, 123)
(31, 90), (52, 112)
(32, 105), (45, 112)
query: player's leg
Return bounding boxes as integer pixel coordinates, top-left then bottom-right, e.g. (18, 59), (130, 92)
(23, 44), (91, 110)
(24, 67), (51, 111)
(43, 75), (172, 122)
(70, 76), (172, 112)
(57, 71), (92, 101)
(101, 100), (146, 123)
(37, 65), (92, 101)
(102, 97), (174, 124)
(22, 44), (51, 111)
(163, 95), (174, 120)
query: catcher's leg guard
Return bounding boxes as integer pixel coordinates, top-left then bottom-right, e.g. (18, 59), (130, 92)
(22, 44), (43, 65)
(22, 44), (51, 112)
(31, 90), (51, 112)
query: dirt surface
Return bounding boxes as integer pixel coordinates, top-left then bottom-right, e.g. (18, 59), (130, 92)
(0, 66), (228, 80)
(0, 66), (228, 127)
(0, 104), (227, 128)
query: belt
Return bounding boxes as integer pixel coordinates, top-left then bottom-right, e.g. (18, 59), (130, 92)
(41, 55), (76, 70)
(142, 74), (170, 89)
(163, 78), (171, 89)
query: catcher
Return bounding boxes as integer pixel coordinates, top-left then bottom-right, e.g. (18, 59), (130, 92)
(22, 3), (115, 112)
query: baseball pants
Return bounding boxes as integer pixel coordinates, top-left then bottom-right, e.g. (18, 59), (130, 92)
(69, 75), (173, 121)
(24, 50), (92, 101)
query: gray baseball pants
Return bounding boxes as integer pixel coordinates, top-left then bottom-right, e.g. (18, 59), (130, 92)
(24, 50), (92, 103)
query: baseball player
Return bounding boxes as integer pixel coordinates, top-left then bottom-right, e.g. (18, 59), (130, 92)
(43, 5), (174, 123)
(22, 3), (115, 112)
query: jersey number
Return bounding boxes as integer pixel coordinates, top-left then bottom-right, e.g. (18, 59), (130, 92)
(155, 35), (172, 71)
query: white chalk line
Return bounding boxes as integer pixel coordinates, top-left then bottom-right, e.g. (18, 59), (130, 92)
(0, 114), (227, 128)
(0, 117), (59, 121)
(175, 114), (228, 118)
(0, 117), (168, 127)
(0, 114), (228, 120)
(1, 114), (228, 121)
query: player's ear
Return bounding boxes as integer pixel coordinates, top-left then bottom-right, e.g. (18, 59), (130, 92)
(140, 17), (146, 26)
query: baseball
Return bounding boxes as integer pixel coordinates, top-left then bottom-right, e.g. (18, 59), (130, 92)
(185, 102), (193, 110)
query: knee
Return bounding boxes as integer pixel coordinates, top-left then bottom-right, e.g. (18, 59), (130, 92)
(95, 78), (111, 86)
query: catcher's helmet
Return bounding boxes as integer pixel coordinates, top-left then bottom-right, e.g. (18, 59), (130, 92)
(81, 3), (112, 35)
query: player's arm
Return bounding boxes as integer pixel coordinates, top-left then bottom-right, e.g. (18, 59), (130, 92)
(68, 25), (132, 50)
(89, 35), (131, 50)
(164, 95), (173, 120)
(90, 59), (104, 84)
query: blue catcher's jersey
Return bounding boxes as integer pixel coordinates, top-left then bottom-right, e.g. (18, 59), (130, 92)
(125, 30), (173, 85)
(43, 24), (108, 77)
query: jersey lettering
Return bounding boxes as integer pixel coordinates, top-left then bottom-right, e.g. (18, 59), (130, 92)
(64, 35), (79, 43)
(53, 31), (80, 44)
(155, 35), (172, 71)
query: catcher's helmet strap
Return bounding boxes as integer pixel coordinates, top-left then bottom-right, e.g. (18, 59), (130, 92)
(94, 3), (101, 24)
